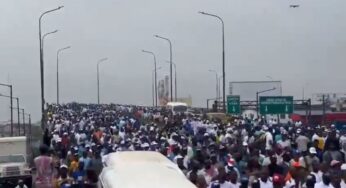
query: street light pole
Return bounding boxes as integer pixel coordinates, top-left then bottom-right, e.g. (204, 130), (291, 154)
(11, 106), (24, 136)
(23, 113), (32, 143)
(154, 35), (174, 102)
(199, 11), (226, 112)
(97, 58), (108, 104)
(21, 109), (25, 136)
(28, 114), (31, 142)
(142, 50), (158, 107)
(165, 61), (177, 102)
(56, 46), (71, 105)
(256, 87), (276, 118)
(209, 70), (219, 100)
(0, 83), (13, 136)
(39, 6), (63, 130)
(42, 30), (58, 56)
(218, 75), (223, 99)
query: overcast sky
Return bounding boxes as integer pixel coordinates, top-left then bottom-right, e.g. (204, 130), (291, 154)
(0, 0), (345, 122)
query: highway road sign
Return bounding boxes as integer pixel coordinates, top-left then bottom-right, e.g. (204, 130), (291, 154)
(227, 95), (240, 114)
(259, 96), (293, 114)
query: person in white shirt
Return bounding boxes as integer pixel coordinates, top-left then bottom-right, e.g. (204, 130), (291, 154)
(208, 171), (234, 188)
(315, 173), (334, 188)
(229, 170), (240, 188)
(264, 127), (273, 151)
(311, 161), (323, 183)
(259, 168), (273, 188)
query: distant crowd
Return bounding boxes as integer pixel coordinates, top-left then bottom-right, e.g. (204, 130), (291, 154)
(32, 103), (346, 188)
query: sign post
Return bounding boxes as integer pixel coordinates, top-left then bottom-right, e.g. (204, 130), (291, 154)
(227, 95), (241, 114)
(259, 96), (293, 114)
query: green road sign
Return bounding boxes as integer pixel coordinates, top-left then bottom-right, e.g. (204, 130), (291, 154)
(227, 95), (241, 114)
(259, 96), (293, 114)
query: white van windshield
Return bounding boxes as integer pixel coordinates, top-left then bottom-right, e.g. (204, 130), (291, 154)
(173, 105), (188, 113)
(0, 155), (25, 163)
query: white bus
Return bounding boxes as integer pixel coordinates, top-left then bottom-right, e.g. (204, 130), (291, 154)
(99, 151), (196, 188)
(166, 102), (188, 115)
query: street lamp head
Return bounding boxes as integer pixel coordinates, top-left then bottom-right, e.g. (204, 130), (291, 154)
(198, 11), (206, 14)
(153, 35), (159, 38)
(52, 30), (58, 33)
(58, 6), (64, 10)
(98, 58), (108, 62)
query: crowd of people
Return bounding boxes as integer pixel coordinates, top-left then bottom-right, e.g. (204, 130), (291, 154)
(32, 103), (346, 188)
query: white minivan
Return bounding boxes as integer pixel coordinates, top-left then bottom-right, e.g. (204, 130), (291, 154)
(166, 102), (188, 115)
(98, 151), (196, 188)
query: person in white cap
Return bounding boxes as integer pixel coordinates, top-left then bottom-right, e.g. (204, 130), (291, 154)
(55, 164), (73, 188)
(305, 147), (320, 171)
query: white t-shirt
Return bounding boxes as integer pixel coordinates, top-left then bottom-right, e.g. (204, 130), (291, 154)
(314, 182), (334, 188)
(312, 133), (321, 142)
(284, 178), (295, 188)
(208, 181), (234, 188)
(260, 179), (273, 188)
(311, 171), (323, 183)
(54, 123), (62, 132)
(229, 182), (240, 188)
(341, 180), (346, 188)
(277, 139), (291, 149)
(265, 132), (273, 150)
(75, 133), (81, 145)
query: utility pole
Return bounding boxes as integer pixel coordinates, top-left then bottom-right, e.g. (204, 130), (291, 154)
(39, 6), (64, 130)
(322, 94), (326, 124)
(56, 46), (71, 105)
(154, 35), (173, 102)
(142, 50), (158, 106)
(199, 11), (226, 112)
(22, 109), (25, 136)
(97, 58), (108, 104)
(0, 83), (13, 136)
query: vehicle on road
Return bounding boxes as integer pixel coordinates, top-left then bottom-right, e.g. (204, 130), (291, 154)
(99, 151), (196, 188)
(0, 136), (32, 188)
(166, 102), (188, 115)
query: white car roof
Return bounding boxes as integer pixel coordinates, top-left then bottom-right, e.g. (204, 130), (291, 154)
(100, 151), (196, 188)
(166, 102), (187, 107)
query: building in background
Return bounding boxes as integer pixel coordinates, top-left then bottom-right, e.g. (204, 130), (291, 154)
(313, 93), (346, 112)
(158, 75), (170, 106)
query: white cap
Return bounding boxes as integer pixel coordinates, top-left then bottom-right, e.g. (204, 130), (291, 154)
(60, 164), (68, 169)
(341, 163), (346, 170)
(309, 147), (317, 154)
(141, 143), (149, 148)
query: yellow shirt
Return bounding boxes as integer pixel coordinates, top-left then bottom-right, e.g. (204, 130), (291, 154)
(69, 161), (78, 174)
(317, 137), (324, 150)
